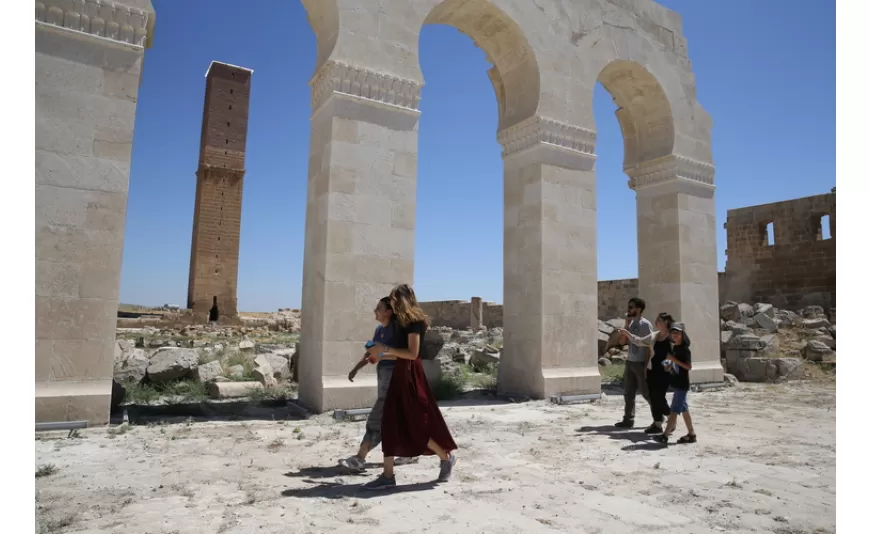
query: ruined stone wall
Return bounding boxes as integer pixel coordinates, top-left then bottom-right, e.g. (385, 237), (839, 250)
(419, 300), (470, 329)
(187, 62), (252, 319)
(722, 193), (836, 311)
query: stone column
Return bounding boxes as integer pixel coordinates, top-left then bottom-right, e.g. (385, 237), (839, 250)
(628, 156), (724, 383)
(496, 117), (601, 398)
(298, 61), (421, 412)
(470, 296), (483, 330)
(35, 0), (155, 424)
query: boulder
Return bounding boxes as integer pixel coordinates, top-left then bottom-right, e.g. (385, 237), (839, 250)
(753, 303), (775, 318)
(114, 339), (135, 362)
(803, 318), (831, 330)
(598, 358), (611, 366)
(451, 330), (476, 344)
(754, 313), (778, 332)
(606, 318), (627, 330)
(774, 310), (802, 327)
(252, 356), (277, 387)
(828, 325), (836, 339)
(146, 348), (199, 383)
(723, 373), (739, 386)
(723, 321), (751, 336)
(597, 320), (616, 336)
(239, 339), (255, 351)
(263, 354), (291, 380)
(113, 349), (149, 384)
(803, 340), (833, 362)
(421, 334), (445, 361)
(194, 360), (224, 383)
(720, 301), (741, 322)
(206, 381), (263, 399)
(485, 328), (504, 348)
(227, 364), (246, 379)
(738, 358), (778, 382)
(759, 334), (779, 357)
(610, 352), (628, 364)
(775, 358), (805, 379)
(598, 330), (610, 356)
(720, 331), (734, 350)
(737, 303), (755, 322)
(470, 349), (500, 370)
(813, 334), (836, 350)
(801, 306), (826, 319)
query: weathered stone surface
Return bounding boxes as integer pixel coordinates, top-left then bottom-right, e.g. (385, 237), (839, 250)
(146, 348), (199, 383)
(227, 365), (246, 379)
(598, 358), (611, 366)
(801, 306), (826, 319)
(803, 318), (831, 330)
(239, 339), (255, 351)
(263, 354), (291, 380)
(194, 360), (223, 383)
(114, 339), (135, 362)
(754, 303), (775, 318)
(720, 301), (741, 322)
(739, 358), (778, 382)
(723, 321), (751, 336)
(738, 303), (755, 322)
(775, 310), (802, 327)
(754, 313), (778, 332)
(813, 335), (835, 350)
(803, 340), (833, 362)
(470, 350), (500, 370)
(421, 334), (445, 361)
(759, 334), (779, 357)
(206, 381), (263, 399)
(775, 358), (804, 379)
(113, 349), (149, 384)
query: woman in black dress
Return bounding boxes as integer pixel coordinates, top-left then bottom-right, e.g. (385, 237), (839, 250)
(618, 312), (675, 434)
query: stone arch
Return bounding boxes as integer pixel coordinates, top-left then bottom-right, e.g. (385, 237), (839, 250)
(597, 60), (676, 168)
(421, 0), (541, 131)
(300, 0), (339, 76)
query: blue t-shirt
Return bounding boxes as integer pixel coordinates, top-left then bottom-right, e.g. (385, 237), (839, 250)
(373, 321), (398, 369)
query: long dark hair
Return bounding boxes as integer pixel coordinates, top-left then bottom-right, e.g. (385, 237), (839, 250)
(657, 312), (675, 329)
(389, 284), (429, 328)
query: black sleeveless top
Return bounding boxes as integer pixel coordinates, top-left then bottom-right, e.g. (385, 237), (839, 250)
(650, 335), (672, 375)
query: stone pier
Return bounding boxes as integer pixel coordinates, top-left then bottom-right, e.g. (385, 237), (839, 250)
(35, 0), (156, 424)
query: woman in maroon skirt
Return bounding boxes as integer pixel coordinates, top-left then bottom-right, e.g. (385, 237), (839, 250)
(362, 283), (458, 490)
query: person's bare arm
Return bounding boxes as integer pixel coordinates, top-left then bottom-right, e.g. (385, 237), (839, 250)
(377, 333), (421, 361)
(347, 355), (369, 382)
(616, 328), (656, 348)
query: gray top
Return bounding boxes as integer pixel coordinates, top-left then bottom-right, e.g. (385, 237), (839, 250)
(626, 317), (653, 362)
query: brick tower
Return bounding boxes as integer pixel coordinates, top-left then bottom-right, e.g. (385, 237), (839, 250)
(187, 61), (253, 319)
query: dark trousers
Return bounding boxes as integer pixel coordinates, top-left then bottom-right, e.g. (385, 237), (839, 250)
(623, 361), (650, 422)
(646, 370), (671, 424)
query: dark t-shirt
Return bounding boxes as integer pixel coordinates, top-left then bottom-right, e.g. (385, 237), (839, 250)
(669, 343), (692, 390)
(649, 337), (672, 377)
(394, 320), (427, 354)
(374, 320), (398, 369)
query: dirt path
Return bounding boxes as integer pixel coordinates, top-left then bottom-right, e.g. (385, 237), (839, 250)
(35, 381), (835, 534)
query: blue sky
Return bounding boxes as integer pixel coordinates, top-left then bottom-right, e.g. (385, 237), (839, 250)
(119, 0), (835, 311)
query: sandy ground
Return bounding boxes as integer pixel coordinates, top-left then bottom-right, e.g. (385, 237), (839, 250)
(35, 381), (835, 534)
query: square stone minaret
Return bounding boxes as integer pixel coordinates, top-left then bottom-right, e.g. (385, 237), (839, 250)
(187, 61), (252, 319)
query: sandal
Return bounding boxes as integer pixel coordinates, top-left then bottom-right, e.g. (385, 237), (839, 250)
(677, 434), (697, 444)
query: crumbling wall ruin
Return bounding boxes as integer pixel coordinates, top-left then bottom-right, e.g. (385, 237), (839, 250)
(721, 193), (835, 311)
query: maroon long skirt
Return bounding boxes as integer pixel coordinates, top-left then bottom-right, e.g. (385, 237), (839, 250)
(380, 357), (458, 458)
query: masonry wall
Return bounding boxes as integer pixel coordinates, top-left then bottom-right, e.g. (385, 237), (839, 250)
(722, 192), (836, 311)
(187, 62), (252, 319)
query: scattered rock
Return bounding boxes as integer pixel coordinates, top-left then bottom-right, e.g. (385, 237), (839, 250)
(775, 358), (805, 379)
(470, 349), (500, 370)
(146, 348), (199, 383)
(803, 340), (834, 362)
(754, 313), (778, 332)
(206, 381), (263, 399)
(421, 335), (446, 361)
(194, 360), (224, 383)
(113, 349), (149, 384)
(239, 339), (255, 351)
(803, 318), (831, 330)
(263, 354), (291, 380)
(723, 373), (739, 386)
(227, 365), (246, 379)
(723, 321), (751, 336)
(753, 303), (775, 318)
(800, 306), (826, 320)
(720, 301), (741, 322)
(598, 358), (611, 366)
(812, 334), (835, 350)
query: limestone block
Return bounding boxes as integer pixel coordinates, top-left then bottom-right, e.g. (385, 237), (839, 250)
(754, 313), (778, 332)
(194, 361), (224, 383)
(113, 349), (149, 384)
(146, 348), (198, 383)
(206, 381), (263, 400)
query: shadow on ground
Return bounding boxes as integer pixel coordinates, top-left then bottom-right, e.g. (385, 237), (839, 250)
(575, 425), (653, 445)
(281, 480), (439, 500)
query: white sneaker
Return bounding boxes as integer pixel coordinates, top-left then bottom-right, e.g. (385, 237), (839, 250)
(338, 455), (366, 473)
